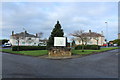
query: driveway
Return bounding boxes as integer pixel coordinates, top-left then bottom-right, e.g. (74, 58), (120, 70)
(1, 49), (119, 78)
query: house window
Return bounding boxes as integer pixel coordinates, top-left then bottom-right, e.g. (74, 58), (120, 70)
(22, 42), (25, 44)
(90, 42), (92, 44)
(16, 42), (18, 44)
(38, 43), (42, 46)
(28, 38), (31, 40)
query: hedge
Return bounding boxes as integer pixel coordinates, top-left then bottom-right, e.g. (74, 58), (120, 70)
(75, 45), (100, 50)
(12, 46), (46, 51)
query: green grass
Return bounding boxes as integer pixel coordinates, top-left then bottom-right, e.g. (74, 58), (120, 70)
(72, 47), (118, 55)
(0, 47), (118, 56)
(1, 49), (48, 56)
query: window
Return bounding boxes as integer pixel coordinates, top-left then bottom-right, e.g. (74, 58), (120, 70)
(28, 38), (31, 40)
(16, 42), (18, 44)
(90, 41), (92, 44)
(22, 42), (25, 44)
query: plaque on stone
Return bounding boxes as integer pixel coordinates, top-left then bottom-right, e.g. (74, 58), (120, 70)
(54, 37), (66, 46)
(48, 37), (71, 57)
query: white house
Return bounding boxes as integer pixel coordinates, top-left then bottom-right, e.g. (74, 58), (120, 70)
(118, 33), (120, 39)
(10, 31), (47, 46)
(74, 30), (105, 46)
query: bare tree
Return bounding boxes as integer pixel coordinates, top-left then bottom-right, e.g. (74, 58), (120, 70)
(36, 32), (43, 39)
(13, 34), (26, 51)
(84, 37), (91, 45)
(13, 35), (21, 51)
(70, 30), (88, 52)
(26, 37), (34, 44)
(93, 37), (99, 45)
(93, 34), (100, 49)
(70, 30), (102, 51)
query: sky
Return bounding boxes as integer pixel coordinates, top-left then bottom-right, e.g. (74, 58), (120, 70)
(1, 2), (118, 41)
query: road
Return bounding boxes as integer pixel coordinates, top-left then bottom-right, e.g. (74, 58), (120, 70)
(1, 49), (119, 78)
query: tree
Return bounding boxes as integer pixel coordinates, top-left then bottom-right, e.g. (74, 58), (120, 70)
(36, 32), (43, 39)
(70, 30), (87, 52)
(93, 37), (99, 45)
(0, 39), (9, 45)
(91, 33), (102, 49)
(93, 37), (99, 49)
(71, 40), (76, 47)
(13, 35), (21, 51)
(66, 37), (68, 47)
(84, 37), (91, 45)
(47, 21), (64, 49)
(113, 39), (120, 46)
(12, 35), (25, 51)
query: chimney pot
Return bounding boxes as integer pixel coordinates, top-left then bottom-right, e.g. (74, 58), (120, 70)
(57, 20), (59, 24)
(12, 31), (14, 35)
(89, 30), (91, 33)
(36, 33), (38, 37)
(25, 30), (27, 33)
(101, 31), (103, 35)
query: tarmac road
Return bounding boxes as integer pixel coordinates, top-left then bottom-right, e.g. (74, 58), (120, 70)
(1, 49), (119, 78)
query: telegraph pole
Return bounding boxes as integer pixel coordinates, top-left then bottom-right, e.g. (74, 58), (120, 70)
(105, 21), (108, 47)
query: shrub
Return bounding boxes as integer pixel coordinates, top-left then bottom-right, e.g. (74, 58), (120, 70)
(113, 39), (120, 46)
(12, 46), (46, 51)
(75, 45), (100, 50)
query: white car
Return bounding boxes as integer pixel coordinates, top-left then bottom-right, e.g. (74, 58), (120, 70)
(2, 43), (12, 47)
(113, 44), (117, 47)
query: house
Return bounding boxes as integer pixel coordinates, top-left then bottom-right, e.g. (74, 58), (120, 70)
(38, 39), (48, 46)
(118, 33), (120, 39)
(10, 31), (47, 46)
(74, 30), (105, 46)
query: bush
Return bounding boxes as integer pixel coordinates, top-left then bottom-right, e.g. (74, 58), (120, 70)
(75, 45), (100, 50)
(113, 39), (120, 46)
(12, 46), (46, 51)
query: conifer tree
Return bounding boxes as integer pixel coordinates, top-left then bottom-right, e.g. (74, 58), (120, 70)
(47, 21), (64, 49)
(72, 40), (76, 47)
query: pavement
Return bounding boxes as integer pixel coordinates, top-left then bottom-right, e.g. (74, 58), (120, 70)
(1, 49), (119, 78)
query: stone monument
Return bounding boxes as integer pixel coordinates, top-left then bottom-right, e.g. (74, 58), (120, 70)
(48, 37), (71, 57)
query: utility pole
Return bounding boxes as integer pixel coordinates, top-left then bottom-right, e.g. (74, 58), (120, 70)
(105, 21), (108, 47)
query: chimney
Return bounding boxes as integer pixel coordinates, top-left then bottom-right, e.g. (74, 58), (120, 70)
(12, 31), (14, 35)
(89, 30), (91, 33)
(57, 20), (59, 24)
(101, 31), (103, 35)
(36, 33), (38, 37)
(25, 30), (27, 33)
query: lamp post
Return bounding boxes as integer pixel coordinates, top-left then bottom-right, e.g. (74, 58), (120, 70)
(105, 21), (108, 47)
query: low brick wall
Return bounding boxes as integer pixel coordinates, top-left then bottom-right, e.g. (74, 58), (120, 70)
(48, 47), (71, 57)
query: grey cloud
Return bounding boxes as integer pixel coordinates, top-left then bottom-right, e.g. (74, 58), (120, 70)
(1, 2), (118, 41)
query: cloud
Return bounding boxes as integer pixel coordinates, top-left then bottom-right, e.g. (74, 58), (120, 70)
(1, 2), (118, 41)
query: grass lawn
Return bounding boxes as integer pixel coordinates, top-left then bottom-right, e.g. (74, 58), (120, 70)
(0, 47), (118, 56)
(72, 47), (119, 55)
(0, 49), (48, 56)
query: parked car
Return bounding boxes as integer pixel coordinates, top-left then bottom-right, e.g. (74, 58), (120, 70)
(113, 44), (117, 47)
(2, 43), (12, 48)
(103, 44), (107, 47)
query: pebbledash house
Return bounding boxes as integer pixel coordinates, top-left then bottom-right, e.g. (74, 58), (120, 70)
(10, 31), (47, 46)
(74, 30), (106, 46)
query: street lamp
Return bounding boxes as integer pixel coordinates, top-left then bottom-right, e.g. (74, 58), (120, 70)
(105, 21), (108, 47)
